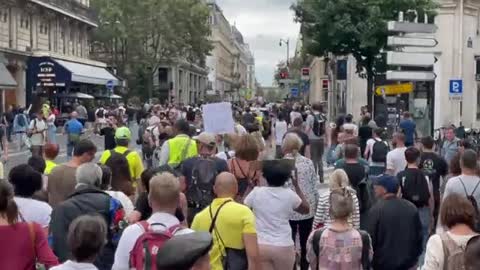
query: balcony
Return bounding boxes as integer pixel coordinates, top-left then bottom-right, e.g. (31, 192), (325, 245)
(30, 0), (98, 26)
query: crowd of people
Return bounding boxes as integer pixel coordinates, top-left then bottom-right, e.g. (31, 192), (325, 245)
(1, 99), (480, 270)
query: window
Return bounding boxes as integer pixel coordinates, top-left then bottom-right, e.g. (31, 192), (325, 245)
(20, 15), (29, 29)
(477, 85), (480, 120)
(39, 22), (49, 35)
(0, 10), (7, 23)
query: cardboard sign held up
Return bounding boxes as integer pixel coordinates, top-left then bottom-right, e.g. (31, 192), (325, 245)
(202, 102), (235, 134)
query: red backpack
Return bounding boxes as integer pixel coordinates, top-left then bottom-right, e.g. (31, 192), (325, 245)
(129, 221), (181, 270)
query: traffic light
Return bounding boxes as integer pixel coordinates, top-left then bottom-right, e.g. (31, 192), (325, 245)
(280, 71), (288, 79)
(301, 68), (310, 77)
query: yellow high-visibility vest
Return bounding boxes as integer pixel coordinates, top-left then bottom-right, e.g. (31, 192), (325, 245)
(167, 135), (198, 167)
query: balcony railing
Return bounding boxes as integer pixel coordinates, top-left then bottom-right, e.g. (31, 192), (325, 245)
(32, 0), (98, 25)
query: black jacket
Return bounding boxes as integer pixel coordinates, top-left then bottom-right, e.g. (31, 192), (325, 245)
(50, 186), (120, 270)
(366, 197), (423, 270)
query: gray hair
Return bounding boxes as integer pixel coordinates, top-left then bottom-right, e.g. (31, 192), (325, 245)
(329, 189), (354, 220)
(282, 133), (303, 154)
(76, 163), (103, 188)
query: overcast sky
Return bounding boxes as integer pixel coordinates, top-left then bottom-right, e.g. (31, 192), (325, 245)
(216, 0), (299, 87)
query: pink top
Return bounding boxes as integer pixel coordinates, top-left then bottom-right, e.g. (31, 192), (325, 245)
(0, 222), (59, 270)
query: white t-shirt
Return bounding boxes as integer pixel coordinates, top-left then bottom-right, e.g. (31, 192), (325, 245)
(235, 124), (248, 135)
(216, 150), (235, 160)
(422, 232), (478, 270)
(113, 212), (193, 270)
(274, 120), (288, 146)
(106, 191), (134, 216)
(51, 260), (98, 270)
(386, 147), (407, 176)
(342, 123), (358, 136)
(365, 138), (388, 166)
(29, 119), (47, 146)
(244, 187), (301, 247)
(15, 197), (52, 228)
(290, 111), (302, 124)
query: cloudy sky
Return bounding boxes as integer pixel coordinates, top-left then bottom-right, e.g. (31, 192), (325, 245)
(216, 0), (300, 87)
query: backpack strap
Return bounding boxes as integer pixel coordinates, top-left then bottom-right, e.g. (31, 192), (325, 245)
(123, 150), (131, 157)
(311, 227), (327, 270)
(359, 230), (371, 270)
(458, 178), (479, 197)
(28, 223), (36, 257)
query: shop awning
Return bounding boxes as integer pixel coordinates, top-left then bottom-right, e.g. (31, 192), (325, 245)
(55, 59), (120, 86)
(0, 62), (17, 89)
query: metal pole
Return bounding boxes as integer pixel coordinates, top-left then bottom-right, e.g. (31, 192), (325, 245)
(287, 39), (290, 67)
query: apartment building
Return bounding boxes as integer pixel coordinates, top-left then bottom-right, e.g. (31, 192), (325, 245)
(0, 0), (119, 110)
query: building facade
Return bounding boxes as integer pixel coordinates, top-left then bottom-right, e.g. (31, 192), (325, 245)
(206, 0), (254, 101)
(0, 0), (119, 111)
(153, 61), (208, 105)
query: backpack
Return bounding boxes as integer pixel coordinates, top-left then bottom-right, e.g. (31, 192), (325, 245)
(399, 170), (430, 208)
(96, 108), (105, 118)
(371, 139), (389, 163)
(460, 178), (480, 232)
(129, 222), (181, 270)
(17, 114), (26, 127)
(311, 227), (371, 270)
(230, 159), (257, 198)
(105, 150), (135, 196)
(186, 158), (218, 210)
(312, 113), (326, 137)
(439, 232), (468, 270)
(353, 178), (375, 214)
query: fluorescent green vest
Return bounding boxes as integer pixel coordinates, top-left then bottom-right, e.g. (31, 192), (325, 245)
(167, 135), (198, 167)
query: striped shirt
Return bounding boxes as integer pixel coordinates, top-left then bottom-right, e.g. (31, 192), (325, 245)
(312, 188), (361, 229)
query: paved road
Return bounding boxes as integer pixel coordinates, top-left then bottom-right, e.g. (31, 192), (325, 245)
(4, 123), (141, 176)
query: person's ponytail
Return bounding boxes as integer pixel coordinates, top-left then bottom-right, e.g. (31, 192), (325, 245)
(0, 181), (18, 225)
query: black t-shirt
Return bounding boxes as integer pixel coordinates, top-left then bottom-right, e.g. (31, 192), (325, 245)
(135, 192), (184, 222)
(100, 126), (116, 150)
(341, 163), (366, 187)
(358, 125), (372, 154)
(181, 157), (229, 187)
(286, 129), (310, 156)
(419, 152), (448, 193)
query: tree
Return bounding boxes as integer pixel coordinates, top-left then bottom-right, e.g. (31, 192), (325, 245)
(91, 0), (213, 99)
(293, 0), (437, 110)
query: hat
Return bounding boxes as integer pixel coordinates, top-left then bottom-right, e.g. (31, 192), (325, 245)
(156, 232), (213, 270)
(372, 174), (399, 194)
(115, 127), (131, 140)
(194, 132), (216, 146)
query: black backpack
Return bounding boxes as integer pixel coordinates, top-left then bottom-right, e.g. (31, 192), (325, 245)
(399, 169), (430, 208)
(371, 139), (389, 163)
(353, 179), (375, 214)
(105, 150), (134, 196)
(312, 113), (326, 137)
(311, 227), (371, 270)
(186, 158), (218, 210)
(460, 178), (480, 232)
(96, 108), (105, 118)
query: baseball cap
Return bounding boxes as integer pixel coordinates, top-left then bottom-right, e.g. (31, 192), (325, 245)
(372, 174), (399, 194)
(194, 132), (216, 146)
(156, 232), (213, 270)
(115, 127), (131, 140)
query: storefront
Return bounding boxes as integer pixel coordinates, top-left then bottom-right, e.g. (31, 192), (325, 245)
(26, 56), (121, 110)
(0, 60), (18, 112)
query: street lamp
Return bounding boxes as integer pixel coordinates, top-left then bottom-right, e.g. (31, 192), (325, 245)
(279, 38), (290, 66)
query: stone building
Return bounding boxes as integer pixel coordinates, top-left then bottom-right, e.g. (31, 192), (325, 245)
(0, 0), (119, 111)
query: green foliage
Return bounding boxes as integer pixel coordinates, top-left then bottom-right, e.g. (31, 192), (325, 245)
(91, 0), (213, 99)
(293, 0), (437, 78)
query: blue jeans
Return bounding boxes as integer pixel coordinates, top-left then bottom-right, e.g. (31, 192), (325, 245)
(47, 125), (56, 144)
(418, 207), (431, 265)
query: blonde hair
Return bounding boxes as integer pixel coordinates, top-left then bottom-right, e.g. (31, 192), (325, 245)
(149, 172), (180, 208)
(328, 169), (349, 190)
(234, 134), (260, 161)
(282, 133), (303, 155)
(329, 189), (354, 220)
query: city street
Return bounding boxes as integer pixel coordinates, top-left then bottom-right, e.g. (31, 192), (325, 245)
(4, 123), (141, 176)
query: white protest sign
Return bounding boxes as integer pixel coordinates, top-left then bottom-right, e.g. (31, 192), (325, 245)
(202, 102), (235, 134)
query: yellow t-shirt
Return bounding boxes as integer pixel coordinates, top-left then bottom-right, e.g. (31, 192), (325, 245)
(99, 146), (144, 185)
(44, 160), (58, 175)
(191, 198), (256, 270)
